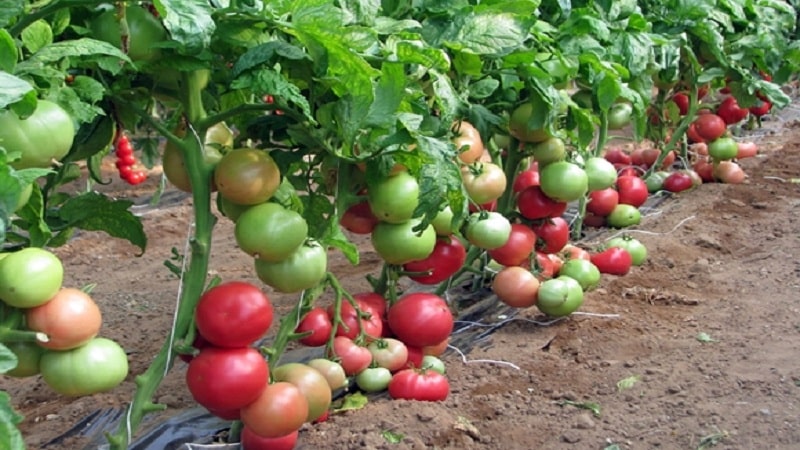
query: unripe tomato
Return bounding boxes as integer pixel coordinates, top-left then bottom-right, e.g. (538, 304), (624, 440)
(492, 266), (540, 308)
(461, 162), (507, 205)
(40, 337), (129, 397)
(368, 171), (419, 224)
(509, 102), (551, 143)
(162, 122), (233, 192)
(90, 5), (167, 62)
(235, 203), (308, 262)
(371, 219), (436, 265)
(0, 247), (64, 308)
(4, 341), (45, 378)
(0, 100), (75, 169)
(539, 161), (588, 202)
(452, 121), (485, 164)
(255, 241), (328, 293)
(527, 137), (566, 166)
(26, 288), (102, 350)
(464, 212), (512, 250)
(707, 137), (738, 161)
(241, 382), (308, 439)
(215, 148), (281, 205)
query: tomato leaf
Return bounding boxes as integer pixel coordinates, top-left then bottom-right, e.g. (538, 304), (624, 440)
(0, 29), (18, 73)
(411, 136), (466, 230)
(0, 391), (25, 450)
(381, 429), (405, 444)
(153, 0), (215, 54)
(365, 62), (406, 128)
(21, 19), (53, 54)
(0, 72), (34, 110)
(13, 184), (52, 247)
(439, 12), (529, 56)
(231, 69), (315, 124)
(15, 38), (132, 75)
(0, 0), (23, 29)
(0, 344), (18, 374)
(57, 192), (147, 253)
(332, 391), (368, 413)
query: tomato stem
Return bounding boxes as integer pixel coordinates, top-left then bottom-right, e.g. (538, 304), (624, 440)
(496, 136), (524, 216)
(0, 327), (48, 344)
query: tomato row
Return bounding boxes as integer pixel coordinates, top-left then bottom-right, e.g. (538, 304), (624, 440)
(0, 248), (128, 397)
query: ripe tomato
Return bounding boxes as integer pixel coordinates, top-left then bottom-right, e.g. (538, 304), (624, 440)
(465, 212), (512, 250)
(0, 247), (63, 308)
(606, 204), (641, 228)
(693, 159), (715, 183)
(422, 338), (449, 357)
(368, 338), (409, 372)
(539, 161), (588, 202)
(254, 241), (328, 293)
(487, 224), (536, 267)
(531, 217), (569, 254)
(329, 336), (372, 375)
(509, 102), (551, 143)
(215, 148), (281, 205)
(340, 201), (379, 234)
(536, 276), (584, 317)
(371, 219), (436, 265)
(388, 369), (450, 401)
(692, 114), (727, 141)
(388, 293), (453, 348)
(452, 121), (485, 164)
(272, 363), (332, 422)
(590, 247), (633, 275)
(1, 100), (75, 170)
(39, 337), (128, 397)
(402, 345), (425, 370)
(461, 162), (507, 205)
(560, 244), (591, 261)
(235, 203), (308, 262)
(749, 99), (772, 117)
(517, 185), (565, 220)
(306, 358), (348, 391)
(603, 148), (632, 165)
(671, 93), (689, 115)
(716, 96), (749, 124)
(195, 281), (273, 348)
(586, 188), (619, 216)
(606, 236), (648, 266)
(492, 266), (540, 308)
(368, 171), (419, 224)
(240, 427), (298, 450)
(329, 298), (383, 341)
(686, 123), (705, 144)
(295, 307), (332, 347)
(26, 288), (102, 350)
(512, 168), (540, 193)
(662, 171), (695, 193)
(403, 235), (466, 285)
(241, 382), (308, 439)
(352, 292), (387, 319)
(186, 347), (269, 411)
(616, 175), (648, 207)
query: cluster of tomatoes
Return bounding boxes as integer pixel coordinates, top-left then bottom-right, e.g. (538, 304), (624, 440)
(114, 133), (148, 185)
(0, 248), (128, 396)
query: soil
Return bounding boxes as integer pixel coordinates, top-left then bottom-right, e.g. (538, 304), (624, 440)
(3, 103), (800, 450)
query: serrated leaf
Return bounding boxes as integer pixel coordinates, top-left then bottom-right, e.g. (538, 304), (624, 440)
(381, 429), (404, 444)
(444, 13), (528, 56)
(231, 68), (314, 124)
(0, 0), (24, 28)
(412, 136), (465, 230)
(365, 62), (405, 128)
(231, 41), (309, 78)
(154, 0), (215, 54)
(332, 391), (369, 412)
(431, 70), (461, 124)
(18, 38), (132, 69)
(0, 344), (18, 373)
(595, 74), (622, 112)
(21, 19), (53, 54)
(696, 332), (717, 343)
(0, 30), (17, 73)
(616, 375), (641, 391)
(58, 192), (146, 253)
(0, 72), (34, 110)
(468, 78), (500, 99)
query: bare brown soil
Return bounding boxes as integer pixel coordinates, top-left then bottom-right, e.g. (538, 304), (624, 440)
(2, 107), (800, 450)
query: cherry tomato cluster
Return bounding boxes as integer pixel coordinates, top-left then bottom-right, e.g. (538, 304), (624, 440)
(114, 133), (147, 185)
(0, 248), (128, 397)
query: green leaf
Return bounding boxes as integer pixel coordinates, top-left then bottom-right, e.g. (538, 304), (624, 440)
(14, 183), (51, 247)
(443, 12), (529, 56)
(16, 38), (132, 76)
(21, 19), (53, 54)
(381, 429), (404, 444)
(0, 29), (18, 73)
(231, 41), (309, 78)
(339, 0), (381, 25)
(412, 136), (465, 231)
(232, 69), (314, 124)
(332, 391), (369, 412)
(365, 62), (405, 128)
(0, 72), (34, 110)
(322, 219), (359, 265)
(696, 332), (717, 343)
(595, 74), (621, 112)
(0, 390), (25, 450)
(0, 344), (17, 373)
(0, 0), (24, 28)
(616, 375), (641, 391)
(153, 0), (215, 54)
(58, 192), (146, 253)
(468, 78), (500, 99)
(431, 70), (461, 124)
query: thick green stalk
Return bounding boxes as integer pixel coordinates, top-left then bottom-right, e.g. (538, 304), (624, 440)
(496, 137), (524, 216)
(108, 71), (214, 450)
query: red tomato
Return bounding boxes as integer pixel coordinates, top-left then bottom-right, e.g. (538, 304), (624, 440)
(487, 224), (536, 266)
(195, 281), (273, 348)
(403, 235), (467, 285)
(527, 251), (556, 280)
(340, 201), (379, 234)
(693, 158), (715, 183)
(517, 186), (563, 220)
(717, 96), (749, 124)
(512, 168), (540, 193)
(295, 307), (333, 347)
(586, 188), (619, 217)
(603, 148), (632, 165)
(328, 298), (383, 341)
(241, 427), (299, 450)
(26, 288), (101, 350)
(530, 217), (569, 254)
(387, 293), (453, 348)
(671, 93), (689, 115)
(240, 382), (308, 439)
(686, 123), (705, 144)
(352, 292), (387, 319)
(452, 121), (485, 164)
(186, 347), (269, 411)
(328, 336), (372, 375)
(692, 114), (727, 141)
(388, 369), (450, 401)
(616, 175), (649, 207)
(583, 212), (606, 228)
(590, 247), (633, 276)
(749, 99), (771, 117)
(402, 345), (425, 370)
(492, 266), (540, 308)
(663, 172), (695, 193)
(468, 199), (498, 212)
(560, 244), (591, 261)
(422, 338), (449, 357)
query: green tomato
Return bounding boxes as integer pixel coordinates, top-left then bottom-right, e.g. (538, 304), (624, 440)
(4, 341), (45, 378)
(0, 100), (75, 170)
(162, 122), (233, 193)
(421, 355), (446, 375)
(465, 212), (511, 250)
(431, 206), (456, 236)
(235, 203), (308, 262)
(607, 103), (633, 130)
(536, 276), (584, 317)
(606, 236), (648, 266)
(509, 102), (551, 143)
(368, 171), (420, 224)
(606, 204), (641, 228)
(371, 219), (436, 265)
(355, 367), (393, 393)
(644, 171), (670, 193)
(527, 137), (566, 167)
(39, 337), (129, 397)
(0, 248), (63, 308)
(216, 194), (251, 222)
(571, 90), (594, 109)
(584, 157), (618, 191)
(539, 161), (588, 202)
(90, 5), (167, 62)
(254, 241), (328, 293)
(707, 137), (738, 161)
(558, 259), (601, 291)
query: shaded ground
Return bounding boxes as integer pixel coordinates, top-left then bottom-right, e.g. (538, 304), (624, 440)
(2, 105), (800, 450)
